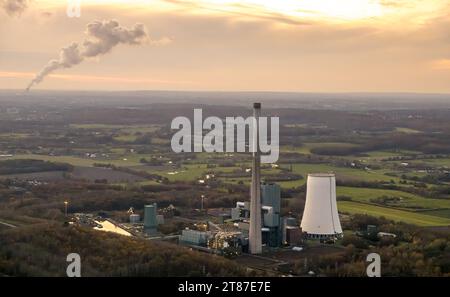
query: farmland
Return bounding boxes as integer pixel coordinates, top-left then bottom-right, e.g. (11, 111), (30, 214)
(336, 187), (450, 210)
(0, 97), (449, 229)
(337, 201), (450, 227)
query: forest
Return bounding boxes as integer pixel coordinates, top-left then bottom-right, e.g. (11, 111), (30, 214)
(0, 223), (253, 277)
(297, 215), (450, 276)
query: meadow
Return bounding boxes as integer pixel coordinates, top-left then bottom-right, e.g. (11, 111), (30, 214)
(337, 187), (450, 210)
(338, 201), (450, 227)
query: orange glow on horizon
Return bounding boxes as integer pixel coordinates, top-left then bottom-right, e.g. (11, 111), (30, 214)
(0, 71), (195, 85)
(36, 0), (448, 25)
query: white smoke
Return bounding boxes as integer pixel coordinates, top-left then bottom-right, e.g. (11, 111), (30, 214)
(1, 0), (28, 16)
(26, 20), (149, 91)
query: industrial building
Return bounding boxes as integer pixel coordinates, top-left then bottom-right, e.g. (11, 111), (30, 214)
(281, 217), (302, 245)
(129, 213), (140, 224)
(144, 203), (158, 235)
(232, 182), (283, 248)
(208, 230), (244, 256)
(179, 229), (211, 246)
(175, 104), (343, 257)
(300, 173), (343, 240)
(156, 214), (164, 225)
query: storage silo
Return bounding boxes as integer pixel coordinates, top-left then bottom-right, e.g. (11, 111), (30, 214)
(156, 214), (165, 225)
(144, 203), (157, 229)
(130, 213), (140, 224)
(300, 173), (343, 239)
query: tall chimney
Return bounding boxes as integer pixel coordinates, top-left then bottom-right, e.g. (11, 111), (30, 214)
(249, 102), (262, 254)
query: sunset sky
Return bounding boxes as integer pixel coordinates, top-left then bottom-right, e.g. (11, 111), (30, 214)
(1, 0), (449, 92)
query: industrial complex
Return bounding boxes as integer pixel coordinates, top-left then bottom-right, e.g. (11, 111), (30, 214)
(73, 103), (344, 258)
(174, 103), (344, 255)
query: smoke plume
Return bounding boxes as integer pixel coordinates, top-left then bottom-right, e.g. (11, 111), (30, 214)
(1, 0), (28, 16)
(26, 20), (148, 91)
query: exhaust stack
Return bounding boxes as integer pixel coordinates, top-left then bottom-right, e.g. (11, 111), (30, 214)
(249, 102), (262, 254)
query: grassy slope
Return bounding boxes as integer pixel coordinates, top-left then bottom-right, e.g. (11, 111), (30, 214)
(338, 201), (450, 226)
(337, 186), (450, 210)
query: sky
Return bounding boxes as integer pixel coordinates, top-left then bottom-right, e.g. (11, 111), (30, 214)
(0, 0), (449, 93)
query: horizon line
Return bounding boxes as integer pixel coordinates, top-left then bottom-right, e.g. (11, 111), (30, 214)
(1, 89), (450, 96)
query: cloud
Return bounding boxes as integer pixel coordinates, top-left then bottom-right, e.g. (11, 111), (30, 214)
(150, 36), (173, 46)
(26, 20), (152, 91)
(163, 0), (310, 26)
(1, 0), (28, 16)
(378, 0), (408, 8)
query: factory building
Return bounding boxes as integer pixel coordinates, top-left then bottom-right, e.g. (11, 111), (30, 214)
(179, 229), (211, 246)
(208, 231), (244, 256)
(285, 227), (302, 246)
(300, 173), (343, 240)
(281, 217), (301, 245)
(231, 182), (282, 248)
(261, 183), (281, 247)
(129, 213), (140, 224)
(261, 183), (281, 213)
(156, 214), (165, 225)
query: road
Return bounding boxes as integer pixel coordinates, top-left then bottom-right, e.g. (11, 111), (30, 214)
(0, 220), (17, 228)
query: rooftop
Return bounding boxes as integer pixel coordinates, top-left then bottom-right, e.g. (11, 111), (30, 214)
(308, 173), (335, 178)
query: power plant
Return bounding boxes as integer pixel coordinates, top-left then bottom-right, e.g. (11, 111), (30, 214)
(177, 104), (343, 255)
(231, 182), (285, 249)
(301, 173), (343, 240)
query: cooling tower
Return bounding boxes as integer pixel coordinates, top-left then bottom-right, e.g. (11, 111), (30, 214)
(249, 102), (262, 254)
(301, 173), (343, 239)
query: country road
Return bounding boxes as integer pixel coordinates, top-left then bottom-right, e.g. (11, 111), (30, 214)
(0, 220), (17, 228)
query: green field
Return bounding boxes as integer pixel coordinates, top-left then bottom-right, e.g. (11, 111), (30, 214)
(337, 186), (450, 210)
(282, 142), (360, 155)
(394, 127), (422, 134)
(3, 154), (144, 167)
(415, 158), (450, 168)
(385, 158), (450, 170)
(152, 164), (208, 182)
(0, 133), (31, 139)
(338, 201), (450, 226)
(278, 164), (403, 188)
(419, 209), (450, 219)
(214, 162), (406, 189)
(70, 124), (128, 129)
(363, 150), (421, 158)
(159, 163), (270, 182)
(70, 124), (162, 143)
(114, 134), (138, 142)
(71, 124), (160, 130)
